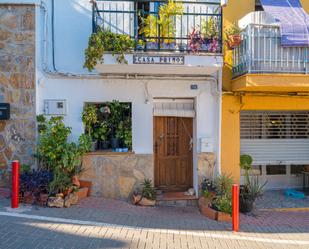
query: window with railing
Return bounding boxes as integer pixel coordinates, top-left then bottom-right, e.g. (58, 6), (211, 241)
(92, 0), (222, 53)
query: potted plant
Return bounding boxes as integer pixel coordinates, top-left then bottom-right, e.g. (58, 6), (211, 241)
(225, 23), (242, 49)
(139, 0), (183, 50)
(201, 17), (220, 52)
(188, 27), (204, 53)
(48, 170), (72, 197)
(82, 104), (98, 151)
(239, 154), (267, 213)
(132, 179), (156, 206)
(93, 121), (110, 150)
(199, 174), (233, 222)
(84, 28), (134, 71)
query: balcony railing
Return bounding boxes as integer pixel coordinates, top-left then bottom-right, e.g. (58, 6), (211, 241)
(233, 24), (309, 78)
(92, 0), (222, 53)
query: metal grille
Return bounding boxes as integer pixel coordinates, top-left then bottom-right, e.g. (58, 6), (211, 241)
(92, 0), (222, 53)
(233, 23), (309, 77)
(240, 111), (309, 139)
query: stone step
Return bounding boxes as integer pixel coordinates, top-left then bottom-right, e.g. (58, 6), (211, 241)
(156, 199), (198, 207)
(156, 191), (198, 207)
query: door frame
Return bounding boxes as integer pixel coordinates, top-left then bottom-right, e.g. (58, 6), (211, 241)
(153, 116), (196, 192)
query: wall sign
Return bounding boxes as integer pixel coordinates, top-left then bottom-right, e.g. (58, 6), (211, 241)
(133, 55), (184, 65)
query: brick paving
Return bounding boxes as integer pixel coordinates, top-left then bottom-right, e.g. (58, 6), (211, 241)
(0, 191), (309, 248)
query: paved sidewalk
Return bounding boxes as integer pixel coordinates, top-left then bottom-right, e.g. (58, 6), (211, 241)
(0, 194), (309, 248)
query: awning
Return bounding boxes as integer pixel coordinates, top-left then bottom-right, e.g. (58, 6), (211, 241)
(153, 99), (195, 118)
(260, 0), (309, 47)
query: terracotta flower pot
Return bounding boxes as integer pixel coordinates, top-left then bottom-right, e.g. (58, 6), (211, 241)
(62, 187), (72, 197)
(72, 175), (80, 187)
(131, 194), (156, 206)
(38, 193), (49, 206)
(23, 191), (34, 205)
(227, 34), (242, 49)
(79, 180), (92, 196)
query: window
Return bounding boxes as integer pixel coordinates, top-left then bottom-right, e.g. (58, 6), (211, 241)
(83, 101), (132, 151)
(240, 111), (309, 139)
(266, 165), (286, 175)
(241, 165), (262, 176)
(291, 165), (306, 175)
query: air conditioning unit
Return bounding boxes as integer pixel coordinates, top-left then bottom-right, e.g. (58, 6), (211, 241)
(44, 99), (67, 116)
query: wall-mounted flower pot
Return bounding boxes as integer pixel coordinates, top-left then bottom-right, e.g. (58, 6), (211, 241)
(227, 34), (242, 49)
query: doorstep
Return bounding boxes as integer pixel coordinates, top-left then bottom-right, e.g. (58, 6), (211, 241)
(156, 192), (198, 207)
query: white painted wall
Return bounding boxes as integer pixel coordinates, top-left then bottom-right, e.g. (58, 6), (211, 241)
(1, 0), (222, 185)
(38, 78), (219, 155)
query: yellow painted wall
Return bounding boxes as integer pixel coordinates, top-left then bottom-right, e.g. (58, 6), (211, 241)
(221, 0), (309, 183)
(221, 94), (309, 183)
(222, 0), (309, 91)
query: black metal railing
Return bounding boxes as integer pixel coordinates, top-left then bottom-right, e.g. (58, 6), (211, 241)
(92, 0), (222, 53)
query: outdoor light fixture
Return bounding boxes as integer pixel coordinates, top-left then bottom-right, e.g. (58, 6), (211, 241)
(221, 0), (228, 7)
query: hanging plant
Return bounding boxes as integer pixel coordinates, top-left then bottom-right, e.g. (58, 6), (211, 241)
(84, 28), (134, 71)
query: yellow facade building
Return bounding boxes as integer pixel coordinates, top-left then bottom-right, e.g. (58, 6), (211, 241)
(221, 0), (309, 189)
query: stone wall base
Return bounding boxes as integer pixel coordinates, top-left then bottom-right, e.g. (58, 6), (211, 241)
(81, 153), (153, 200)
(198, 152), (215, 192)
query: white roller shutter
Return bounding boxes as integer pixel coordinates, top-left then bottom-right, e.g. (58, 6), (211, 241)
(153, 99), (195, 118)
(240, 111), (309, 165)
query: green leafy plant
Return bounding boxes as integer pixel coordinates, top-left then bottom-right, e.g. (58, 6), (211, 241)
(214, 174), (233, 197)
(82, 104), (98, 136)
(141, 179), (156, 200)
(225, 23), (242, 37)
(240, 154), (253, 186)
(202, 17), (219, 40)
(140, 0), (183, 44)
(93, 122), (110, 141)
(211, 174), (233, 215)
(36, 116), (91, 175)
(115, 119), (132, 149)
(20, 164), (31, 174)
(84, 28), (134, 71)
(48, 170), (72, 195)
(212, 194), (232, 215)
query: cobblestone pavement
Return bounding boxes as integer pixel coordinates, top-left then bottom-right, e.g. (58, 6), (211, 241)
(255, 190), (309, 210)
(0, 192), (309, 249)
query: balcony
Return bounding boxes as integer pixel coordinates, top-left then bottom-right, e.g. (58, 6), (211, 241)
(232, 12), (309, 92)
(91, 0), (223, 75)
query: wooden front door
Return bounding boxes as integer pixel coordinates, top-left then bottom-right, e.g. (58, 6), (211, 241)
(154, 117), (193, 192)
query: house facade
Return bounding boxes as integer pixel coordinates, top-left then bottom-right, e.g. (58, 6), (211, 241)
(222, 0), (309, 189)
(1, 0), (309, 199)
(0, 0), (224, 199)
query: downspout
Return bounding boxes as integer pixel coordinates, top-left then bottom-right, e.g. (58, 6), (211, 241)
(217, 70), (222, 175)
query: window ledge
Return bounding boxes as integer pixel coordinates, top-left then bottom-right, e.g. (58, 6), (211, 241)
(85, 151), (135, 156)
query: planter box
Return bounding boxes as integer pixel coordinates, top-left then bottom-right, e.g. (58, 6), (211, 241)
(217, 210), (232, 222)
(76, 187), (88, 200)
(198, 197), (232, 222)
(79, 180), (92, 197)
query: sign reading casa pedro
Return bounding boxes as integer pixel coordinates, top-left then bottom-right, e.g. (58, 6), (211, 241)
(133, 55), (184, 65)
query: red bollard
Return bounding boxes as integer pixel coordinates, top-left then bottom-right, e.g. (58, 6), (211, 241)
(232, 184), (239, 232)
(11, 160), (20, 209)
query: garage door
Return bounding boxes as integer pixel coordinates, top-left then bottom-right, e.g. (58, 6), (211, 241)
(240, 111), (309, 165)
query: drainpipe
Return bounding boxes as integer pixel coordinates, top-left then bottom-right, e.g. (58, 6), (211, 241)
(217, 70), (222, 176)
